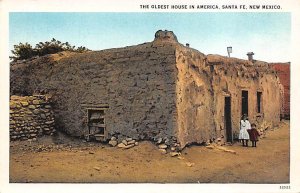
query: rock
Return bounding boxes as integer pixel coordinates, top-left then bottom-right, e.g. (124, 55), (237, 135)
(93, 166), (100, 171)
(159, 149), (167, 154)
(126, 137), (132, 141)
(157, 137), (163, 144)
(158, 144), (167, 149)
(28, 105), (35, 109)
(185, 162), (195, 167)
(10, 102), (17, 109)
(124, 144), (135, 149)
(32, 100), (40, 105)
(108, 140), (118, 147)
(21, 101), (29, 107)
(89, 151), (95, 154)
(177, 156), (185, 160)
(206, 145), (215, 149)
(43, 109), (50, 113)
(216, 146), (236, 154)
(40, 114), (47, 119)
(45, 105), (51, 109)
(217, 137), (221, 141)
(33, 109), (40, 114)
(170, 147), (176, 151)
(127, 140), (136, 145)
(111, 136), (117, 141)
(122, 140), (128, 146)
(164, 138), (170, 145)
(117, 143), (126, 148)
(45, 121), (54, 125)
(134, 142), (139, 146)
(117, 143), (134, 149)
(170, 152), (180, 157)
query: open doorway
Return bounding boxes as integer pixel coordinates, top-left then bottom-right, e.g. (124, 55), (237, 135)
(241, 90), (248, 116)
(224, 96), (233, 143)
(257, 91), (262, 113)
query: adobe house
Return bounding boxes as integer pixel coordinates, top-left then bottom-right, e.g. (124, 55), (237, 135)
(10, 30), (282, 148)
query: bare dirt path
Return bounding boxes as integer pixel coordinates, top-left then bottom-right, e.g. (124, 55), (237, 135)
(10, 121), (289, 183)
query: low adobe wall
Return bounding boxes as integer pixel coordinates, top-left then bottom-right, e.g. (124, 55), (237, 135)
(10, 95), (56, 141)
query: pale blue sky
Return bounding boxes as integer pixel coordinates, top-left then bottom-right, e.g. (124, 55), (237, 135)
(9, 12), (290, 62)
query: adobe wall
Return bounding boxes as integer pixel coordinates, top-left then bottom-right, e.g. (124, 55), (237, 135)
(10, 40), (178, 142)
(10, 30), (283, 147)
(270, 63), (290, 118)
(10, 95), (55, 141)
(207, 56), (282, 141)
(174, 46), (282, 147)
(175, 46), (216, 147)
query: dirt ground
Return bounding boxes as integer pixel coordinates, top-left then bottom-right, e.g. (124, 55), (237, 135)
(9, 120), (289, 183)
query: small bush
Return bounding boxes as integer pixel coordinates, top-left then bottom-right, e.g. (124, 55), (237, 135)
(10, 38), (90, 61)
(9, 43), (37, 61)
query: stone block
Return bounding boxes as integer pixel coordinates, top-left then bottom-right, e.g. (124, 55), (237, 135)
(109, 140), (118, 147)
(122, 140), (128, 146)
(159, 149), (167, 154)
(158, 144), (167, 149)
(21, 101), (29, 107)
(33, 109), (40, 114)
(45, 121), (54, 125)
(28, 105), (36, 110)
(32, 100), (40, 105)
(40, 114), (47, 119)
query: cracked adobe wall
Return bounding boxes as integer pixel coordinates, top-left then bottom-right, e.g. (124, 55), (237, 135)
(175, 46), (216, 147)
(207, 55), (281, 141)
(174, 47), (282, 147)
(10, 30), (282, 147)
(10, 33), (179, 142)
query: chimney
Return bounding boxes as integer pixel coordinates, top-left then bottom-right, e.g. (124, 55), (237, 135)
(186, 43), (190, 47)
(247, 52), (254, 61)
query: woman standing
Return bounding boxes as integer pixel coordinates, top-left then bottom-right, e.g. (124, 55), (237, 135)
(239, 114), (251, 147)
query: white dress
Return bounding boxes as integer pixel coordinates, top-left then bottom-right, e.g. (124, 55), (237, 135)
(239, 120), (250, 140)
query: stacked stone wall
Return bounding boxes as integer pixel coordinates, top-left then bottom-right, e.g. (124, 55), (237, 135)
(10, 95), (55, 141)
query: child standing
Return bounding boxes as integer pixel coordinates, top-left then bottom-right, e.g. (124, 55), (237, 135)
(239, 114), (250, 147)
(248, 123), (260, 147)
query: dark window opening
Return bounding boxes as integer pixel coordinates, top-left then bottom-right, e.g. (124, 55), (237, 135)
(241, 90), (248, 116)
(257, 92), (262, 113)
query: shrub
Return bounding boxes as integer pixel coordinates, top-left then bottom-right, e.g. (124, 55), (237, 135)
(10, 38), (90, 61)
(9, 43), (36, 61)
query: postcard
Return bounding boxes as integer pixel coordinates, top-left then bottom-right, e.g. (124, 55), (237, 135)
(0, 0), (299, 193)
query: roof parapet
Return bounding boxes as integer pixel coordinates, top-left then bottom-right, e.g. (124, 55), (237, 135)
(154, 30), (178, 43)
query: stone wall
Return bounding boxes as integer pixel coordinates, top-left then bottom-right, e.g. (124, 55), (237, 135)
(10, 95), (55, 141)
